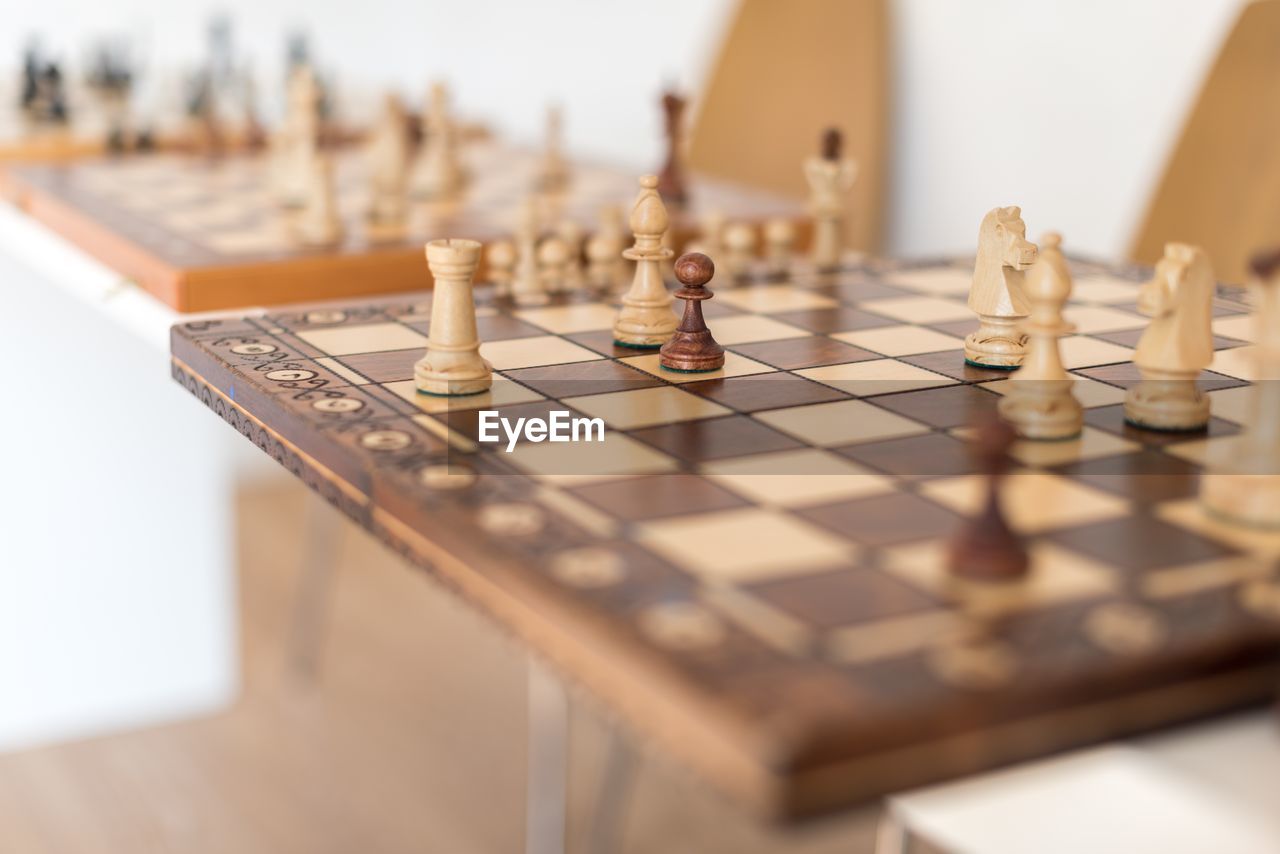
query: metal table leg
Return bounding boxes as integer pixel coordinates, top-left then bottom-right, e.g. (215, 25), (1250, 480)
(527, 659), (569, 854)
(288, 491), (344, 680)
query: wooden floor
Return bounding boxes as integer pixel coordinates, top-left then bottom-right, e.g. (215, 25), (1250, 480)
(0, 478), (880, 853)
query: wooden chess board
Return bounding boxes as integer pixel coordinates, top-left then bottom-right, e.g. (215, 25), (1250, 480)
(169, 256), (1280, 820)
(2, 142), (803, 312)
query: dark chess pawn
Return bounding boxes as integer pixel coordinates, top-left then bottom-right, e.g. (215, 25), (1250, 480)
(947, 415), (1030, 583)
(660, 253), (725, 373)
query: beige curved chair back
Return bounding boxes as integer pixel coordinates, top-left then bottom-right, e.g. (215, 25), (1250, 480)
(1131, 0), (1280, 283)
(688, 0), (889, 253)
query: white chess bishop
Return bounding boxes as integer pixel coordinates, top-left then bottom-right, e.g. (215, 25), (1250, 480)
(997, 233), (1082, 440)
(1124, 243), (1215, 431)
(613, 175), (678, 348)
(965, 206), (1039, 368)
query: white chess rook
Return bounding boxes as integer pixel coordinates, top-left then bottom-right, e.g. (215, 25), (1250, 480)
(414, 239), (493, 396)
(613, 175), (678, 348)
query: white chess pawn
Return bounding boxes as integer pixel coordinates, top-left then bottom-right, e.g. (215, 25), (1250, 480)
(685, 210), (725, 261)
(297, 153), (343, 247)
(613, 175), (678, 348)
(486, 239), (517, 298)
(556, 220), (585, 290)
(538, 235), (570, 294)
(1124, 243), (1216, 431)
(414, 238), (493, 396)
(511, 197), (549, 307)
(997, 232), (1082, 440)
(722, 222), (756, 282)
(764, 218), (797, 278)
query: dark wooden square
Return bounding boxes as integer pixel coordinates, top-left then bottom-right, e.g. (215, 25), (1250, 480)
(565, 330), (652, 358)
(567, 474), (749, 522)
(1084, 405), (1243, 446)
(628, 415), (802, 463)
(333, 348), (419, 384)
(1048, 516), (1240, 572)
(867, 384), (1000, 428)
(773, 306), (899, 334)
(750, 567), (941, 629)
(833, 432), (977, 479)
(1074, 362), (1248, 392)
(681, 373), (850, 413)
(1055, 451), (1202, 504)
(728, 337), (881, 371)
(798, 491), (963, 547)
(900, 349), (1014, 382)
(1090, 328), (1248, 351)
(504, 359), (663, 398)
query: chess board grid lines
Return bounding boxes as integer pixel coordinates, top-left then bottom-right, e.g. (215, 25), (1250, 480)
(171, 353), (1280, 821)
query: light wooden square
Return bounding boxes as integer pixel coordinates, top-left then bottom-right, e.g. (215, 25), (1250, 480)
(919, 471), (1128, 533)
(1206, 385), (1253, 424)
(714, 286), (837, 313)
(1059, 336), (1134, 369)
(1072, 276), (1141, 304)
(883, 268), (973, 295)
(797, 359), (957, 397)
(506, 433), (679, 484)
(298, 322), (429, 356)
(1162, 434), (1246, 467)
(1064, 306), (1146, 334)
(711, 315), (812, 345)
(562, 386), (731, 429)
(701, 448), (896, 507)
(385, 376), (544, 413)
(619, 352), (776, 383)
(1157, 499), (1280, 559)
(882, 539), (1117, 611)
(479, 336), (603, 370)
(638, 508), (857, 582)
(1211, 315), (1255, 343)
(833, 325), (964, 357)
(858, 296), (972, 324)
(1008, 426), (1140, 467)
(1209, 345), (1260, 381)
(513, 303), (618, 334)
(983, 375), (1127, 409)
(754, 399), (931, 446)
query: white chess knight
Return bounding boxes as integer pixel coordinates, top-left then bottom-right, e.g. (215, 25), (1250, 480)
(1201, 248), (1280, 528)
(998, 233), (1082, 440)
(804, 128), (857, 270)
(414, 238), (493, 396)
(613, 175), (678, 347)
(965, 206), (1039, 368)
(1124, 243), (1216, 431)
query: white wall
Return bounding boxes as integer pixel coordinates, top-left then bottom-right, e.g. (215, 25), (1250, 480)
(888, 0), (1245, 259)
(5, 0), (1253, 259)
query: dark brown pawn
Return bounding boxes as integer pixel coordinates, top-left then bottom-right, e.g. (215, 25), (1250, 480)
(821, 126), (842, 162)
(656, 90), (689, 206)
(947, 416), (1030, 583)
(661, 253), (725, 373)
